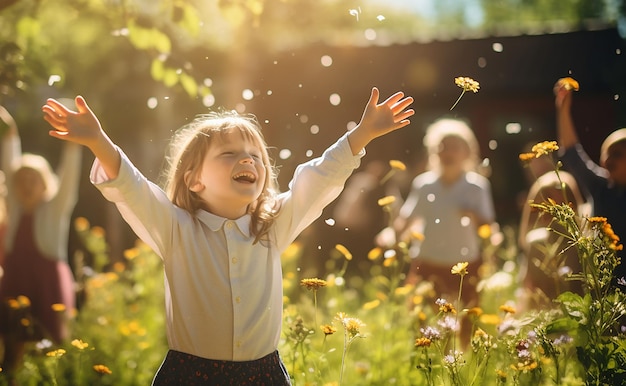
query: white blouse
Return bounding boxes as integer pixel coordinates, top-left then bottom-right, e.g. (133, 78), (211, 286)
(91, 133), (363, 361)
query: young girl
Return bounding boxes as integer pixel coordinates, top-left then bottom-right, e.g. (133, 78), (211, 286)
(397, 118), (494, 292)
(389, 118), (495, 345)
(42, 87), (414, 385)
(0, 105), (81, 378)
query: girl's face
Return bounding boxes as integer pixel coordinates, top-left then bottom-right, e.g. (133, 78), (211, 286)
(190, 130), (267, 219)
(13, 167), (47, 212)
(437, 136), (470, 169)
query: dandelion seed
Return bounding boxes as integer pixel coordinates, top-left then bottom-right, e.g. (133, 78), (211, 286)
(420, 326), (442, 340)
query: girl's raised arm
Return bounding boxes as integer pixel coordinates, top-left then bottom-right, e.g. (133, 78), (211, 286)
(42, 96), (121, 179)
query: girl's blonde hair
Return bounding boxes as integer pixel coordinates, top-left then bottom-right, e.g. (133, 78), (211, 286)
(163, 111), (280, 243)
(13, 153), (59, 202)
(423, 118), (480, 172)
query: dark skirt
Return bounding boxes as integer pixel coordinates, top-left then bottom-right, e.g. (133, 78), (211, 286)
(0, 215), (75, 343)
(152, 350), (291, 386)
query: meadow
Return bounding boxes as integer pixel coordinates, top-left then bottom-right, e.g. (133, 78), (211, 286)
(3, 144), (626, 386)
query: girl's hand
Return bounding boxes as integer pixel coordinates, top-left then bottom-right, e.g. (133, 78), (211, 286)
(359, 87), (414, 139)
(348, 87), (415, 154)
(42, 96), (103, 148)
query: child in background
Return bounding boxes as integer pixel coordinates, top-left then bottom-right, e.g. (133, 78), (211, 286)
(397, 118), (494, 298)
(384, 118), (494, 346)
(42, 87), (414, 384)
(555, 77), (626, 282)
(0, 105), (81, 380)
(517, 163), (589, 309)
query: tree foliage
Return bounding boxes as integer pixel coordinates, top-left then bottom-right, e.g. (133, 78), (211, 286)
(0, 0), (623, 102)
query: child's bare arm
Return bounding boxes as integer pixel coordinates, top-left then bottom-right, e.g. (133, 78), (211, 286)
(347, 87), (414, 155)
(554, 79), (580, 150)
(42, 96), (120, 179)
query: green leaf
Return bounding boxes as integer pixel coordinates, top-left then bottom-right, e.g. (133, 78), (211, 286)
(162, 68), (178, 87)
(179, 72), (197, 97)
(150, 59), (165, 81)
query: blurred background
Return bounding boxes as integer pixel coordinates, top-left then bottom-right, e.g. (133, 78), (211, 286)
(1, 0), (625, 264)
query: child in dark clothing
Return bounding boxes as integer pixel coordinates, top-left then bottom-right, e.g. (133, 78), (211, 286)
(555, 77), (626, 281)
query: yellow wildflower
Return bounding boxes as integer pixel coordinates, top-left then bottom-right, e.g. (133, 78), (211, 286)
(377, 195), (396, 207)
(519, 152), (536, 162)
(123, 247), (140, 260)
(71, 339), (89, 350)
(439, 302), (457, 314)
(46, 349), (66, 358)
(93, 364), (112, 375)
(362, 299), (380, 310)
(455, 76), (480, 93)
(16, 295), (30, 307)
(51, 304), (66, 312)
(451, 262), (469, 276)
(411, 231), (425, 241)
(531, 141), (559, 157)
(367, 247), (383, 261)
(74, 216), (90, 232)
(344, 317), (365, 338)
(300, 278), (328, 291)
(451, 76), (480, 110)
(321, 324), (337, 336)
(335, 244), (352, 261)
(479, 313), (501, 325)
(477, 224), (492, 239)
(466, 307), (483, 317)
(91, 226), (106, 238)
(499, 304), (516, 314)
(389, 159), (406, 171)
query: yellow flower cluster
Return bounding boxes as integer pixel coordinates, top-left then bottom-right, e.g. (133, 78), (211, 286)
(588, 216), (623, 251)
(455, 76), (480, 93)
(519, 141), (559, 162)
